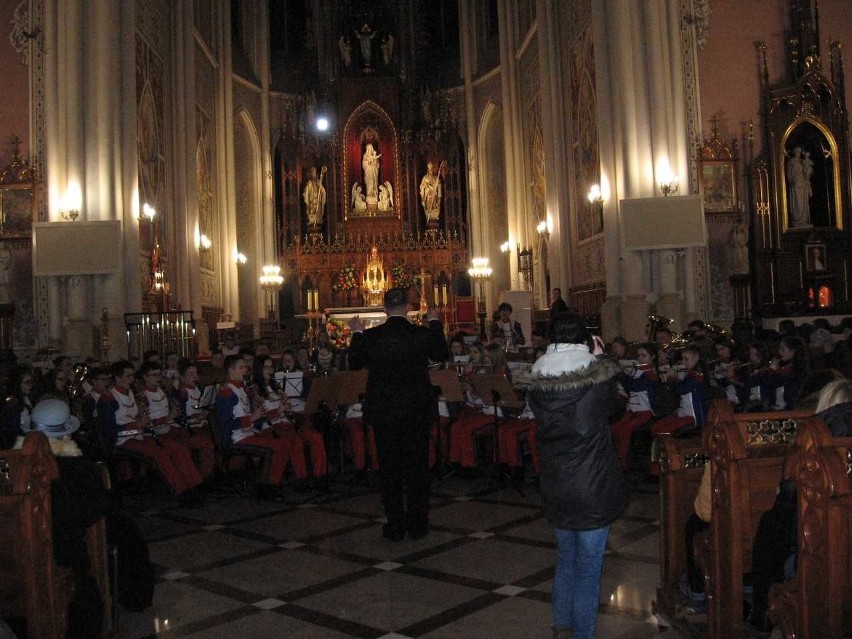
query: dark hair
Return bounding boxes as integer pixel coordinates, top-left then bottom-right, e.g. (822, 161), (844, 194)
(142, 350), (160, 363)
(52, 355), (71, 368)
(548, 313), (590, 346)
(111, 360), (134, 379)
(384, 287), (408, 309)
(687, 320), (704, 330)
(748, 341), (769, 366)
(637, 342), (658, 358)
(682, 344), (710, 381)
(224, 354), (243, 371)
(178, 360), (198, 377)
(253, 355), (277, 399)
(138, 362), (161, 378)
(9, 365), (33, 402)
(238, 348), (255, 358)
(778, 319), (796, 334)
(780, 336), (806, 373)
(813, 318), (832, 331)
(498, 302), (513, 313)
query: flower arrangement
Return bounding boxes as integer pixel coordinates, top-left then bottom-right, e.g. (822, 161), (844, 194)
(390, 265), (417, 290)
(333, 264), (359, 291)
(324, 318), (353, 348)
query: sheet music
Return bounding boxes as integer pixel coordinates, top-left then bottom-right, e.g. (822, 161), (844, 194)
(281, 371), (304, 398)
(195, 384), (220, 410)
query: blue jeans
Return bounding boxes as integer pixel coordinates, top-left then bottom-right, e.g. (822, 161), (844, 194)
(553, 526), (610, 639)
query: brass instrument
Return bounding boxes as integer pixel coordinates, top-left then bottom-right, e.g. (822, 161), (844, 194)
(67, 363), (89, 419)
(647, 314), (674, 342)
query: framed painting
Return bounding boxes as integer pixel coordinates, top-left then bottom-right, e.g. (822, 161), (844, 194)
(804, 241), (827, 272)
(700, 161), (738, 212)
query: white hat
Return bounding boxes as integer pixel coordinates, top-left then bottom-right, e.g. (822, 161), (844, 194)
(27, 398), (80, 438)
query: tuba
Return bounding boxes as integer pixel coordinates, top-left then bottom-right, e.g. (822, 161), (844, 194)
(647, 314), (674, 342)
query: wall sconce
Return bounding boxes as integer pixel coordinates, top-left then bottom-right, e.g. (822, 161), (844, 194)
(660, 177), (679, 197)
(59, 184), (82, 221)
(536, 220), (549, 239)
(500, 241), (512, 254)
(518, 246), (533, 287)
(199, 234), (212, 251)
(232, 248), (247, 265)
(587, 184), (604, 205)
(140, 202), (157, 222)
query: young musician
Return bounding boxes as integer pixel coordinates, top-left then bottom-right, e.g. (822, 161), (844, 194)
(99, 360), (205, 505)
(651, 345), (709, 450)
(768, 336), (807, 410)
(215, 355), (290, 501)
(743, 342), (773, 410)
(252, 355), (327, 483)
(710, 337), (742, 407)
(611, 343), (659, 469)
(171, 361), (217, 478)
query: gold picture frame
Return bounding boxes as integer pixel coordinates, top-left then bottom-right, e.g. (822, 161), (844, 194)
(700, 161), (738, 212)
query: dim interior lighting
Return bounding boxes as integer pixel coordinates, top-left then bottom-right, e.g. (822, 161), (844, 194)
(315, 117), (329, 132)
(588, 184), (604, 204)
(259, 264), (284, 289)
(536, 220), (549, 237)
(232, 248), (247, 265)
(199, 234), (212, 250)
(140, 202), (156, 222)
(500, 241), (511, 254)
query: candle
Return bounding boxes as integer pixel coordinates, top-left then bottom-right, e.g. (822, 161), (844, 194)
(313, 290), (319, 312)
(433, 285), (439, 306)
(307, 291), (313, 311)
(442, 285), (448, 306)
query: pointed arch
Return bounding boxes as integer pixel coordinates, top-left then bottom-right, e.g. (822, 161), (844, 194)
(477, 100), (510, 293)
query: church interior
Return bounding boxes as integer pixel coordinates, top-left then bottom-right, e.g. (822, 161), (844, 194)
(1, 0), (852, 638)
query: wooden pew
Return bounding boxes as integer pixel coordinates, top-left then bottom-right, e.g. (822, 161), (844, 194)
(654, 430), (709, 619)
(769, 419), (852, 639)
(702, 401), (813, 639)
(0, 432), (111, 638)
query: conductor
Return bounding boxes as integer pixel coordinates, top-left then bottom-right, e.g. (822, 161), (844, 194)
(348, 288), (449, 541)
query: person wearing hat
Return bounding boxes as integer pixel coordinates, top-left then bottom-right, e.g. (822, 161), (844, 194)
(15, 397), (83, 457)
(348, 288), (448, 541)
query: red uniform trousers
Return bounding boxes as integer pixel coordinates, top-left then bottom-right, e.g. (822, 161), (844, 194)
(120, 435), (204, 495)
(234, 429), (291, 485)
(649, 415), (695, 476)
(345, 417), (379, 471)
(159, 426), (216, 478)
(428, 416), (452, 468)
(449, 412), (494, 468)
(610, 410), (654, 470)
(272, 422), (327, 478)
(497, 418), (540, 473)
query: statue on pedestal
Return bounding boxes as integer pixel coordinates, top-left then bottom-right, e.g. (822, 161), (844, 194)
(420, 161), (443, 222)
(303, 165), (327, 226)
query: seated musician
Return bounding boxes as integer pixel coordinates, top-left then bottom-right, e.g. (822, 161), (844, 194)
(767, 336), (806, 410)
(491, 302), (525, 352)
(344, 398), (379, 473)
(98, 360), (205, 507)
(314, 344), (337, 376)
(650, 345), (709, 474)
(0, 365), (35, 449)
(252, 355), (327, 484)
(611, 343), (658, 470)
(607, 336), (629, 361)
(742, 342), (773, 410)
(163, 352), (181, 389)
(449, 349), (503, 468)
(215, 354), (290, 501)
(170, 361), (217, 478)
(710, 337), (742, 407)
(81, 366), (110, 427)
(496, 398), (540, 477)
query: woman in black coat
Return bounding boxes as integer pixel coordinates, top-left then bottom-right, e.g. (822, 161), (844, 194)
(515, 313), (627, 639)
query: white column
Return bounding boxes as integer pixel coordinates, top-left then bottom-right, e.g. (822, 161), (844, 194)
(593, 0), (690, 339)
(536, 0), (570, 301)
(459, 0), (482, 278)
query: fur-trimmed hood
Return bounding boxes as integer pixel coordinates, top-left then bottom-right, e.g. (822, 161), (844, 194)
(514, 357), (620, 393)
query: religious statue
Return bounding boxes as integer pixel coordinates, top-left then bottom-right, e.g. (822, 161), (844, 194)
(355, 24), (377, 67)
(787, 146), (813, 227)
(362, 245), (389, 307)
(362, 143), (381, 199)
(381, 34), (394, 65)
(351, 183), (367, 212)
(377, 181), (394, 212)
(303, 165), (327, 226)
(420, 161), (443, 222)
(730, 216), (749, 275)
(338, 35), (352, 68)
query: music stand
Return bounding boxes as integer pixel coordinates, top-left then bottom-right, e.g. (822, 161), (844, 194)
(334, 370), (374, 488)
(429, 369), (465, 479)
(469, 374), (525, 496)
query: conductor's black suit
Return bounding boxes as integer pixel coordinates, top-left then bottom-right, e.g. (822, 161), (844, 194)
(348, 312), (448, 539)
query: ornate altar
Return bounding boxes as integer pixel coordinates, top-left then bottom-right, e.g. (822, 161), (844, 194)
(274, 9), (470, 321)
(750, 4), (851, 317)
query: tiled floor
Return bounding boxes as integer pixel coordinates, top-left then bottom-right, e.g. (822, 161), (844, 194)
(113, 471), (695, 639)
